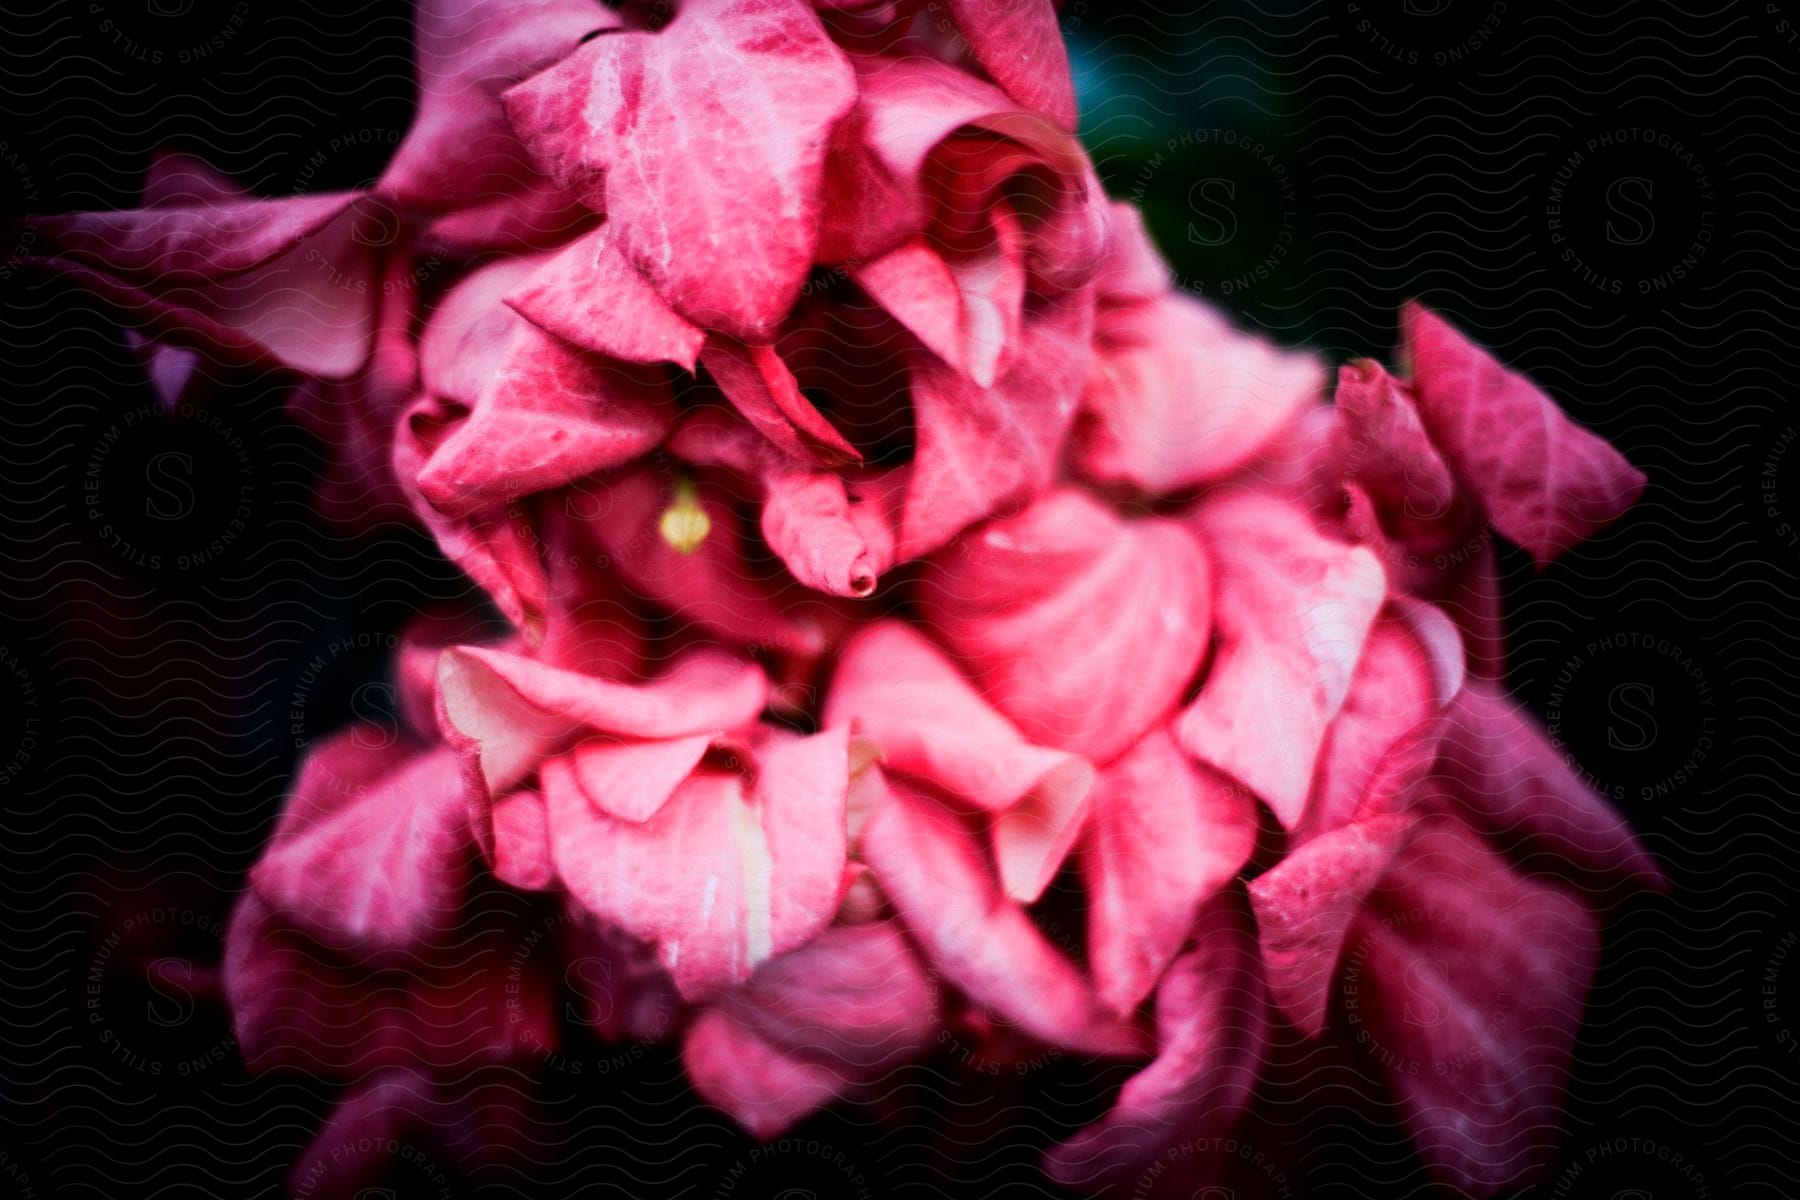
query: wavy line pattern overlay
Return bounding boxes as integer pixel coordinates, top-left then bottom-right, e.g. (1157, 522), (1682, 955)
(3, 1), (1796, 1197)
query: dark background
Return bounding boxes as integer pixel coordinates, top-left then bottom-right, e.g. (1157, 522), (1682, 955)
(1, 1), (1795, 1196)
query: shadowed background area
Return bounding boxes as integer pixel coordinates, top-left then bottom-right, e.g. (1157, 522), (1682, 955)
(0, 0), (1795, 1195)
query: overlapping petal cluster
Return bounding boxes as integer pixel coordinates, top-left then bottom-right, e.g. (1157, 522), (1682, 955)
(35, 0), (1657, 1194)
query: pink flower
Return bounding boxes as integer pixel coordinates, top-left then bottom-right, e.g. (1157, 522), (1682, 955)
(41, 1), (1660, 1195)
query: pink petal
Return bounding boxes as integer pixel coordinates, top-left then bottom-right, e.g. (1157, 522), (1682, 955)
(1085, 730), (1258, 1014)
(857, 765), (1140, 1056)
(381, 0), (614, 211)
(437, 644), (768, 794)
(1074, 293), (1323, 494)
(36, 191), (383, 379)
(568, 733), (715, 823)
(1333, 357), (1459, 528)
(413, 264), (675, 519)
(1247, 811), (1413, 1038)
(394, 394), (552, 639)
(418, 256), (532, 404)
(1348, 817), (1601, 1195)
(286, 246), (419, 522)
(683, 921), (937, 1138)
(685, 1010), (844, 1137)
(900, 284), (1092, 560)
(491, 787), (556, 890)
(417, 177), (594, 256)
(224, 892), (558, 1078)
(504, 224), (706, 370)
(1176, 491), (1387, 828)
(700, 338), (861, 467)
(142, 149), (248, 207)
(122, 330), (203, 411)
(818, 55), (1085, 264)
(1093, 200), (1171, 303)
(587, 467), (836, 656)
(826, 621), (1094, 903)
(943, 0), (1078, 131)
(761, 469), (895, 598)
(394, 609), (498, 741)
(1426, 680), (1667, 890)
(853, 203), (1025, 387)
(252, 739), (472, 948)
(1299, 603), (1464, 839)
(537, 533), (649, 680)
(1403, 302), (1646, 565)
(545, 728), (849, 999)
(502, 0), (857, 339)
(1044, 895), (1267, 1190)
(666, 406), (899, 598)
(920, 488), (1211, 761)
(36, 188), (359, 278)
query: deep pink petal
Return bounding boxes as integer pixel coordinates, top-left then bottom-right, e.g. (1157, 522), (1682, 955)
(417, 177), (595, 256)
(1348, 817), (1601, 1195)
(1093, 200), (1170, 303)
(852, 203), (1025, 387)
(667, 406), (898, 599)
(414, 260), (675, 518)
(490, 787), (556, 890)
(900, 284), (1092, 560)
(35, 191), (384, 378)
(827, 621), (1094, 903)
(586, 467), (837, 656)
(1426, 679), (1667, 890)
(1085, 730), (1257, 1015)
(700, 338), (861, 467)
(381, 0), (614, 211)
(1248, 811), (1413, 1038)
(568, 732), (716, 823)
(224, 892), (558, 1077)
(684, 921), (937, 1138)
(1403, 302), (1646, 565)
(1045, 895), (1267, 1191)
(1333, 357), (1459, 528)
(943, 0), (1078, 130)
(395, 394), (552, 638)
(761, 469), (895, 598)
(1074, 293), (1322, 494)
(857, 765), (1141, 1056)
(286, 253), (419, 532)
(1299, 602), (1464, 840)
(818, 55), (1087, 264)
(504, 224), (706, 370)
(1177, 492), (1387, 828)
(252, 741), (472, 948)
(920, 488), (1211, 761)
(503, 0), (857, 338)
(437, 643), (768, 794)
(545, 728), (849, 999)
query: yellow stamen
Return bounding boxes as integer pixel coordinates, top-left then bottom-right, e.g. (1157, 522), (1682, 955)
(658, 474), (711, 555)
